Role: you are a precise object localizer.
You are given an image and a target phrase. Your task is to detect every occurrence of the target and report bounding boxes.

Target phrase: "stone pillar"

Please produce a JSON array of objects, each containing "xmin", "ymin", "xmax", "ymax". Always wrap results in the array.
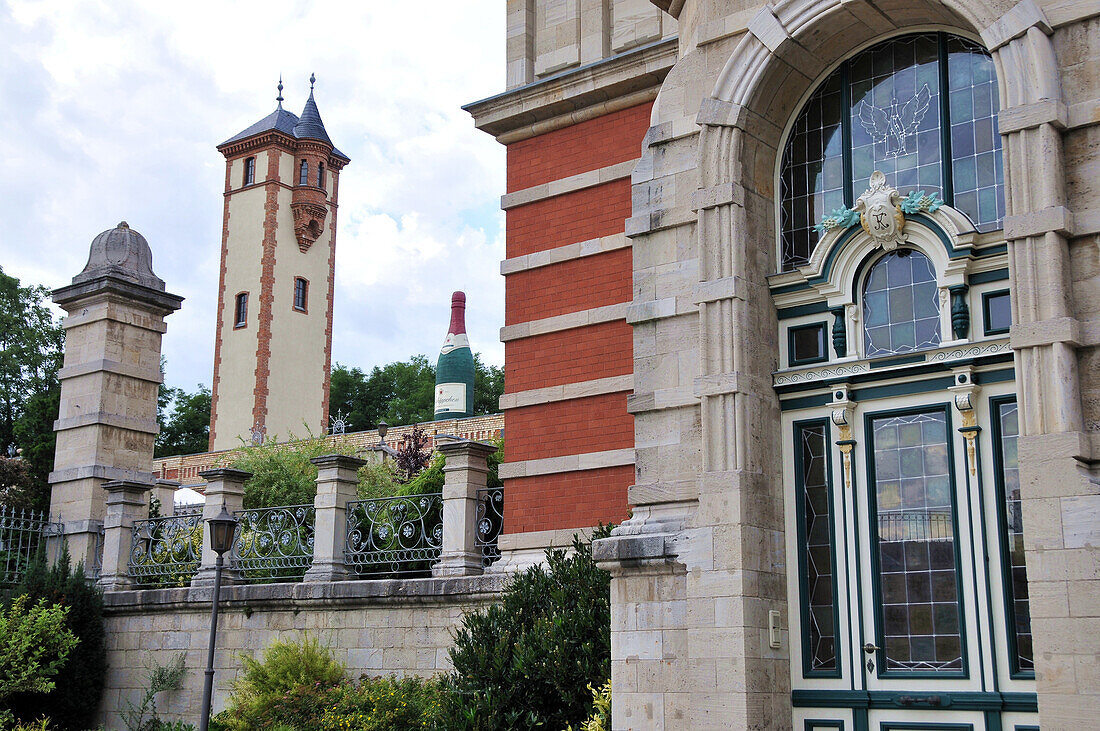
[
  {"xmin": 49, "ymin": 223, "xmax": 183, "ymax": 571},
  {"xmin": 190, "ymin": 468, "xmax": 249, "ymax": 587},
  {"xmin": 152, "ymin": 479, "xmax": 180, "ymax": 516},
  {"xmin": 433, "ymin": 439, "xmax": 498, "ymax": 577},
  {"xmin": 97, "ymin": 480, "xmax": 152, "ymax": 591},
  {"xmin": 303, "ymin": 454, "xmax": 366, "ymax": 582}
]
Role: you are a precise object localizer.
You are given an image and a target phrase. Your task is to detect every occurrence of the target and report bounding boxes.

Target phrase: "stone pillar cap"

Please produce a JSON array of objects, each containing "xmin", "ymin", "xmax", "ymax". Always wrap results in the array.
[
  {"xmin": 198, "ymin": 467, "xmax": 253, "ymax": 482},
  {"xmin": 74, "ymin": 222, "xmax": 165, "ymax": 291},
  {"xmin": 310, "ymin": 453, "xmax": 368, "ymax": 469}
]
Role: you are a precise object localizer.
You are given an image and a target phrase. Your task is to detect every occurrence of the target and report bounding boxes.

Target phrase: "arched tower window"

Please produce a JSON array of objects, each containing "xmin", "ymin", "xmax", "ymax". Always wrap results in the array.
[
  {"xmin": 862, "ymin": 248, "xmax": 941, "ymax": 357},
  {"xmin": 299, "ymin": 159, "xmax": 308, "ymax": 186},
  {"xmin": 317, "ymin": 162, "xmax": 325, "ymax": 189},
  {"xmin": 243, "ymin": 157, "xmax": 255, "ymax": 186},
  {"xmin": 779, "ymin": 33, "xmax": 1003, "ymax": 271}
]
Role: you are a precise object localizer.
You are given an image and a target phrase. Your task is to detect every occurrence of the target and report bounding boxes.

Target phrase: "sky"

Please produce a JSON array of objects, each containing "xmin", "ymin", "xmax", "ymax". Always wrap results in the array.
[{"xmin": 0, "ymin": 0, "xmax": 507, "ymax": 394}]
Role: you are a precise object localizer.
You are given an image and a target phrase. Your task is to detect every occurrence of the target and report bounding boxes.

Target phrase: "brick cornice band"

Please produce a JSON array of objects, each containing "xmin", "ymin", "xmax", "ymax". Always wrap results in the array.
[
  {"xmin": 499, "ymin": 302, "xmax": 629, "ymax": 341},
  {"xmin": 498, "ymin": 374, "xmax": 634, "ymax": 410},
  {"xmin": 501, "ymin": 233, "xmax": 629, "ymax": 275}
]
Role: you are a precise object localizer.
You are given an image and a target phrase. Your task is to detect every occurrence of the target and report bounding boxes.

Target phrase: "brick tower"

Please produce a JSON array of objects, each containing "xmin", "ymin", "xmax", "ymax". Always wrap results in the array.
[{"xmin": 209, "ymin": 76, "xmax": 349, "ymax": 451}]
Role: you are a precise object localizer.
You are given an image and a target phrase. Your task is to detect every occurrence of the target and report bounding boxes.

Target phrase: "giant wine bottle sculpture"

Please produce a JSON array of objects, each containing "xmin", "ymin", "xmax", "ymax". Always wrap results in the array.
[{"xmin": 434, "ymin": 291, "xmax": 475, "ymax": 420}]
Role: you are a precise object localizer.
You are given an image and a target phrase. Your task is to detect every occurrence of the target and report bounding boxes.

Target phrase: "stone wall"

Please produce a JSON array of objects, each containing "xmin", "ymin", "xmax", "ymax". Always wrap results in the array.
[{"xmin": 99, "ymin": 575, "xmax": 504, "ymax": 729}]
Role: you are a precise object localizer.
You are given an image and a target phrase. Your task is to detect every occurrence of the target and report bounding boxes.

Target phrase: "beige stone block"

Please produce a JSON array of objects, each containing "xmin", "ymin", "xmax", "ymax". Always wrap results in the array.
[{"xmin": 1068, "ymin": 579, "xmax": 1100, "ymax": 616}]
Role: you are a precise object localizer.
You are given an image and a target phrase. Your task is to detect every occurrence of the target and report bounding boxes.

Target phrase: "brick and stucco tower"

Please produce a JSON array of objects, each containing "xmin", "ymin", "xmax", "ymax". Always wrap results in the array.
[{"xmin": 209, "ymin": 77, "xmax": 349, "ymax": 451}]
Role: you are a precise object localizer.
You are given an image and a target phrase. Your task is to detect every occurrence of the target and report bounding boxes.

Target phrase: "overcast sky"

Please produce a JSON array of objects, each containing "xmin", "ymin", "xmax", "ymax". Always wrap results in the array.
[{"xmin": 0, "ymin": 1, "xmax": 506, "ymax": 394}]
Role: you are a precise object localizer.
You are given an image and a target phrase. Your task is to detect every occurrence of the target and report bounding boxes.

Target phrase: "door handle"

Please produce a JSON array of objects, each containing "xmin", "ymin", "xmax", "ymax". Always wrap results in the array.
[{"xmin": 862, "ymin": 643, "xmax": 880, "ymax": 654}]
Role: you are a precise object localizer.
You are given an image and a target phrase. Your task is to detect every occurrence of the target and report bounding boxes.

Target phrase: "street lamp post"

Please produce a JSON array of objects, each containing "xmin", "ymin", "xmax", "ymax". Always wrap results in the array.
[{"xmin": 198, "ymin": 506, "xmax": 237, "ymax": 731}]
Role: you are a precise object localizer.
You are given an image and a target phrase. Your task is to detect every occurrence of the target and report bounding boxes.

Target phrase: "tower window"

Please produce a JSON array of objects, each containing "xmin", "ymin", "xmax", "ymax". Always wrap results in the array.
[
  {"xmin": 243, "ymin": 157, "xmax": 255, "ymax": 186},
  {"xmin": 234, "ymin": 292, "xmax": 248, "ymax": 328},
  {"xmin": 299, "ymin": 159, "xmax": 308, "ymax": 186},
  {"xmin": 293, "ymin": 277, "xmax": 308, "ymax": 312},
  {"xmin": 317, "ymin": 162, "xmax": 325, "ymax": 189}
]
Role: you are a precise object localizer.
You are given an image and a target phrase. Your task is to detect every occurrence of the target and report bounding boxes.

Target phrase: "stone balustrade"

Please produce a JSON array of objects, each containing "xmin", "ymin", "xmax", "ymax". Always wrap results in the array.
[{"xmin": 103, "ymin": 440, "xmax": 501, "ymax": 590}]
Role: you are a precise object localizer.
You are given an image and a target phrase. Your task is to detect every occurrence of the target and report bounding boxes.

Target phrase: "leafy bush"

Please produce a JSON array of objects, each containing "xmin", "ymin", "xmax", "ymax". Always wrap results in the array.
[
  {"xmin": 0, "ymin": 595, "xmax": 78, "ymax": 727},
  {"xmin": 444, "ymin": 525, "xmax": 614, "ymax": 730},
  {"xmin": 7, "ymin": 548, "xmax": 106, "ymax": 731},
  {"xmin": 318, "ymin": 675, "xmax": 448, "ymax": 730},
  {"xmin": 231, "ymin": 432, "xmax": 358, "ymax": 508},
  {"xmin": 217, "ymin": 635, "xmax": 346, "ymax": 730},
  {"xmin": 568, "ymin": 680, "xmax": 611, "ymax": 731}
]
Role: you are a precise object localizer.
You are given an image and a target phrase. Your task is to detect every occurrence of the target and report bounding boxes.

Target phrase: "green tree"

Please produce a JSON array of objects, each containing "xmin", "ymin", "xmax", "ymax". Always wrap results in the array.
[
  {"xmin": 473, "ymin": 353, "xmax": 504, "ymax": 416},
  {"xmin": 0, "ymin": 267, "xmax": 63, "ymax": 512},
  {"xmin": 154, "ymin": 385, "xmax": 212, "ymax": 458},
  {"xmin": 329, "ymin": 354, "xmax": 504, "ymax": 433}
]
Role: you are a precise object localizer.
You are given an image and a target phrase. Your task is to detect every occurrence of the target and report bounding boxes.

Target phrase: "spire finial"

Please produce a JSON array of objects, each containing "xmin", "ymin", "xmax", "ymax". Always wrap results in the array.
[
  {"xmin": 276, "ymin": 74, "xmax": 284, "ymax": 109},
  {"xmin": 309, "ymin": 73, "xmax": 316, "ymax": 92}
]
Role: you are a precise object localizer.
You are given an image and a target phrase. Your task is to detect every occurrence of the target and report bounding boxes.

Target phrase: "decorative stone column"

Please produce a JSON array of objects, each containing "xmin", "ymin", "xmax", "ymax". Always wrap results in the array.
[
  {"xmin": 49, "ymin": 222, "xmax": 183, "ymax": 571},
  {"xmin": 96, "ymin": 480, "xmax": 153, "ymax": 591},
  {"xmin": 190, "ymin": 468, "xmax": 249, "ymax": 588},
  {"xmin": 433, "ymin": 439, "xmax": 498, "ymax": 577},
  {"xmin": 304, "ymin": 454, "xmax": 366, "ymax": 582}
]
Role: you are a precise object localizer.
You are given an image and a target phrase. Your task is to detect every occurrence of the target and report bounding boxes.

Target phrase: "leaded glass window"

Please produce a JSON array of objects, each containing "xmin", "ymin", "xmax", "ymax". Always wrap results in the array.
[
  {"xmin": 870, "ymin": 410, "xmax": 963, "ymax": 673},
  {"xmin": 780, "ymin": 33, "xmax": 1004, "ymax": 271},
  {"xmin": 994, "ymin": 399, "xmax": 1033, "ymax": 674},
  {"xmin": 795, "ymin": 422, "xmax": 838, "ymax": 674},
  {"xmin": 862, "ymin": 249, "xmax": 941, "ymax": 357}
]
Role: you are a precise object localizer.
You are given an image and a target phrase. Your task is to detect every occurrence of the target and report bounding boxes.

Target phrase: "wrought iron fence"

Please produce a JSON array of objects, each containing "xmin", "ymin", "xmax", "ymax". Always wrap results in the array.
[
  {"xmin": 129, "ymin": 513, "xmax": 202, "ymax": 587},
  {"xmin": 475, "ymin": 487, "xmax": 503, "ymax": 567},
  {"xmin": 345, "ymin": 493, "xmax": 442, "ymax": 577},
  {"xmin": 877, "ymin": 511, "xmax": 954, "ymax": 542},
  {"xmin": 0, "ymin": 506, "xmax": 60, "ymax": 586},
  {"xmin": 231, "ymin": 504, "xmax": 315, "ymax": 583}
]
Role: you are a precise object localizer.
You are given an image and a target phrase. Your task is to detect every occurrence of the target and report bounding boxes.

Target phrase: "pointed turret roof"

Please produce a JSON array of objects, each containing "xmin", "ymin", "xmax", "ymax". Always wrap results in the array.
[{"xmin": 219, "ymin": 76, "xmax": 348, "ymax": 162}]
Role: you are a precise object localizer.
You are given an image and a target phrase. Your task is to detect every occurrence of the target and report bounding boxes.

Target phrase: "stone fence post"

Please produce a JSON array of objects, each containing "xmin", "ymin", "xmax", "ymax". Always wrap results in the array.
[
  {"xmin": 97, "ymin": 480, "xmax": 153, "ymax": 591},
  {"xmin": 152, "ymin": 479, "xmax": 180, "ymax": 516},
  {"xmin": 304, "ymin": 454, "xmax": 366, "ymax": 582},
  {"xmin": 191, "ymin": 468, "xmax": 250, "ymax": 588},
  {"xmin": 433, "ymin": 440, "xmax": 498, "ymax": 577}
]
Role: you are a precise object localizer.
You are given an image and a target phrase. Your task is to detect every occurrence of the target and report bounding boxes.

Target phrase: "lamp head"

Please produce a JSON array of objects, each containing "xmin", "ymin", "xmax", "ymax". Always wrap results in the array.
[{"xmin": 207, "ymin": 505, "xmax": 238, "ymax": 556}]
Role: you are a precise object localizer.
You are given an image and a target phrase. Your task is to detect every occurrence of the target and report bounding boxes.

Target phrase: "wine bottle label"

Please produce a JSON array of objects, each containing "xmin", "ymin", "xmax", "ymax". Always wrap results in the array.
[
  {"xmin": 439, "ymin": 332, "xmax": 470, "ymax": 355},
  {"xmin": 434, "ymin": 382, "xmax": 468, "ymax": 413}
]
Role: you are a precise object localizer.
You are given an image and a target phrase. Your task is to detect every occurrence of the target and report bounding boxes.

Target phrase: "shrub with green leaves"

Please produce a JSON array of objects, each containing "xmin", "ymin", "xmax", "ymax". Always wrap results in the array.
[
  {"xmin": 0, "ymin": 595, "xmax": 78, "ymax": 717},
  {"xmin": 7, "ymin": 548, "xmax": 106, "ymax": 731},
  {"xmin": 217, "ymin": 634, "xmax": 346, "ymax": 731},
  {"xmin": 318, "ymin": 675, "xmax": 448, "ymax": 730},
  {"xmin": 444, "ymin": 525, "xmax": 613, "ymax": 730},
  {"xmin": 231, "ymin": 431, "xmax": 360, "ymax": 508}
]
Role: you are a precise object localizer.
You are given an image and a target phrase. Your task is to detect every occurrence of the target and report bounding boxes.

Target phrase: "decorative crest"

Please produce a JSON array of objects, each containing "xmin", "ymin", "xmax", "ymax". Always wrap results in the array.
[
  {"xmin": 276, "ymin": 75, "xmax": 284, "ymax": 109},
  {"xmin": 854, "ymin": 171, "xmax": 905, "ymax": 250},
  {"xmin": 250, "ymin": 423, "xmax": 266, "ymax": 446},
  {"xmin": 329, "ymin": 410, "xmax": 348, "ymax": 436},
  {"xmin": 309, "ymin": 73, "xmax": 316, "ymax": 91},
  {"xmin": 857, "ymin": 85, "xmax": 932, "ymax": 157}
]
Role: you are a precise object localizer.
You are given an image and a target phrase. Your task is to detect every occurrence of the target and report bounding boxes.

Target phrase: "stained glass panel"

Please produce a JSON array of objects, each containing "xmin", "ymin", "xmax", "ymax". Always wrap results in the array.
[
  {"xmin": 849, "ymin": 35, "xmax": 943, "ymax": 199},
  {"xmin": 863, "ymin": 249, "xmax": 941, "ymax": 357},
  {"xmin": 996, "ymin": 401, "xmax": 1033, "ymax": 673},
  {"xmin": 778, "ymin": 33, "xmax": 1006, "ymax": 271},
  {"xmin": 780, "ymin": 74, "xmax": 845, "ymax": 270},
  {"xmin": 871, "ymin": 411, "xmax": 963, "ymax": 673},
  {"xmin": 797, "ymin": 422, "xmax": 838, "ymax": 673},
  {"xmin": 948, "ymin": 37, "xmax": 1004, "ymax": 232}
]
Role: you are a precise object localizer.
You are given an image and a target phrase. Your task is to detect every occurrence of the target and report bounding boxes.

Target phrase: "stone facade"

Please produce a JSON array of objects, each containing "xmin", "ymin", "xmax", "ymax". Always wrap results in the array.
[
  {"xmin": 472, "ymin": 0, "xmax": 1100, "ymax": 728},
  {"xmin": 98, "ymin": 577, "xmax": 502, "ymax": 729}
]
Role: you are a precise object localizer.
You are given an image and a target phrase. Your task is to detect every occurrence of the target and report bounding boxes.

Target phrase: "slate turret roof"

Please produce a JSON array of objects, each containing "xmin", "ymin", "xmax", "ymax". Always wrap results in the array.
[{"xmin": 220, "ymin": 85, "xmax": 349, "ymax": 162}]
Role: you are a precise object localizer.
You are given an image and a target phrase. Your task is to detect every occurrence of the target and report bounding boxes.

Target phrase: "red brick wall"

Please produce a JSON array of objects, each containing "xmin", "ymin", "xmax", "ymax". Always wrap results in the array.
[
  {"xmin": 505, "ymin": 248, "xmax": 632, "ymax": 326},
  {"xmin": 506, "ymin": 180, "xmax": 631, "ymax": 259},
  {"xmin": 505, "ymin": 320, "xmax": 633, "ymax": 393},
  {"xmin": 504, "ymin": 466, "xmax": 634, "ymax": 533},
  {"xmin": 506, "ymin": 393, "xmax": 633, "ymax": 462},
  {"xmin": 507, "ymin": 103, "xmax": 652, "ymax": 192},
  {"xmin": 502, "ymin": 102, "xmax": 652, "ymax": 538}
]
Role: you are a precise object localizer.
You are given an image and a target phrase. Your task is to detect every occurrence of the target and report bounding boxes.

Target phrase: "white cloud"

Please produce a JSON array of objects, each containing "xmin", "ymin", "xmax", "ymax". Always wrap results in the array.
[{"xmin": 0, "ymin": 0, "xmax": 506, "ymax": 392}]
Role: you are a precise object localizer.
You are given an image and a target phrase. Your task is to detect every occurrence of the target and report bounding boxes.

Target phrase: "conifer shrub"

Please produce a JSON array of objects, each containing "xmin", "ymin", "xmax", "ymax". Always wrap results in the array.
[
  {"xmin": 443, "ymin": 525, "xmax": 614, "ymax": 730},
  {"xmin": 7, "ymin": 547, "xmax": 106, "ymax": 731}
]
